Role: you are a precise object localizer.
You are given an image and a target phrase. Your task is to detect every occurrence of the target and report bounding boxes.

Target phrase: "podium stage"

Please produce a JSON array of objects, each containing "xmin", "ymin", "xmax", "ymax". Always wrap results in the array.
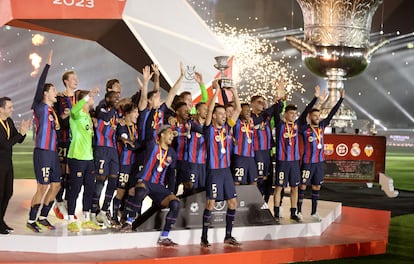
[{"xmin": 0, "ymin": 180, "xmax": 390, "ymax": 263}]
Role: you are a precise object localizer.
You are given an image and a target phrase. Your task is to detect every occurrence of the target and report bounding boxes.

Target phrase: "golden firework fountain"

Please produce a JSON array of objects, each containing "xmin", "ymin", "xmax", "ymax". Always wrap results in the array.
[{"xmin": 286, "ymin": 0, "xmax": 387, "ymax": 128}]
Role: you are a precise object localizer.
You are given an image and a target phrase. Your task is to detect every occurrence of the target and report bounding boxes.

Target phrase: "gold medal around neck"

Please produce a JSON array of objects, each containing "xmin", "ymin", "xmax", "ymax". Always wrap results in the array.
[
  {"xmin": 215, "ymin": 135, "xmax": 221, "ymax": 142},
  {"xmin": 221, "ymin": 148, "xmax": 226, "ymax": 154},
  {"xmin": 247, "ymin": 139, "xmax": 252, "ymax": 144},
  {"xmin": 157, "ymin": 166, "xmax": 163, "ymax": 172}
]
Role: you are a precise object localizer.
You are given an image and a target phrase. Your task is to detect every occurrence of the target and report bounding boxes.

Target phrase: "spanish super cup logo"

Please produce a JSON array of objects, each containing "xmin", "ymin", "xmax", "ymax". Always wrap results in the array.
[{"xmin": 336, "ymin": 143, "xmax": 348, "ymax": 157}]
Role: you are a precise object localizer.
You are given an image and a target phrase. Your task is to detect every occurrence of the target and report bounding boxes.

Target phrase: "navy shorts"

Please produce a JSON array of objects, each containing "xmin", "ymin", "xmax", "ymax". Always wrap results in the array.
[
  {"xmin": 118, "ymin": 164, "xmax": 132, "ymax": 189},
  {"xmin": 141, "ymin": 180, "xmax": 173, "ymax": 206},
  {"xmin": 254, "ymin": 149, "xmax": 271, "ymax": 178},
  {"xmin": 206, "ymin": 168, "xmax": 237, "ymax": 201},
  {"xmin": 231, "ymin": 155, "xmax": 258, "ymax": 184},
  {"xmin": 57, "ymin": 142, "xmax": 70, "ymax": 164},
  {"xmin": 176, "ymin": 160, "xmax": 190, "ymax": 184},
  {"xmin": 33, "ymin": 148, "xmax": 62, "ymax": 184},
  {"xmin": 275, "ymin": 160, "xmax": 301, "ymax": 187},
  {"xmin": 94, "ymin": 146, "xmax": 119, "ymax": 176},
  {"xmin": 188, "ymin": 162, "xmax": 206, "ymax": 189},
  {"xmin": 300, "ymin": 162, "xmax": 325, "ymax": 186}
]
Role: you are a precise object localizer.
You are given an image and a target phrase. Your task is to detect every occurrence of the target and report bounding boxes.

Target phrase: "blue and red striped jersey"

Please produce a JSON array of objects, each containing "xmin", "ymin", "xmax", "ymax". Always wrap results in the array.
[
  {"xmin": 171, "ymin": 121, "xmax": 189, "ymax": 161},
  {"xmin": 204, "ymin": 123, "xmax": 233, "ymax": 169},
  {"xmin": 31, "ymin": 63, "xmax": 58, "ymax": 151},
  {"xmin": 117, "ymin": 123, "xmax": 139, "ymax": 165},
  {"xmin": 233, "ymin": 119, "xmax": 255, "ymax": 157},
  {"xmin": 54, "ymin": 95, "xmax": 75, "ymax": 144},
  {"xmin": 274, "ymin": 97, "xmax": 317, "ymax": 161},
  {"xmin": 252, "ymin": 104, "xmax": 277, "ymax": 151},
  {"xmin": 33, "ymin": 104, "xmax": 59, "ymax": 151},
  {"xmin": 138, "ymin": 141, "xmax": 176, "ymax": 186},
  {"xmin": 94, "ymin": 101, "xmax": 118, "ymax": 148},
  {"xmin": 275, "ymin": 121, "xmax": 300, "ymax": 161},
  {"xmin": 139, "ymin": 103, "xmax": 173, "ymax": 143},
  {"xmin": 300, "ymin": 97, "xmax": 343, "ymax": 164},
  {"xmin": 187, "ymin": 119, "xmax": 206, "ymax": 164}
]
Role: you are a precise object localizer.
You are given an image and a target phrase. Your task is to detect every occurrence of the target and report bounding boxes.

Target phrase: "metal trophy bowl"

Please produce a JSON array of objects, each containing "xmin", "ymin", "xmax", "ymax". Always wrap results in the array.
[
  {"xmin": 286, "ymin": 0, "xmax": 387, "ymax": 128},
  {"xmin": 214, "ymin": 56, "xmax": 233, "ymax": 89}
]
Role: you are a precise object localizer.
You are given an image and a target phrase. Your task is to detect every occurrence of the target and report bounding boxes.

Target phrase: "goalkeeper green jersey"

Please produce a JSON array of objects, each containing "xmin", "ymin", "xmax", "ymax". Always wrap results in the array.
[{"xmin": 68, "ymin": 98, "xmax": 94, "ymax": 160}]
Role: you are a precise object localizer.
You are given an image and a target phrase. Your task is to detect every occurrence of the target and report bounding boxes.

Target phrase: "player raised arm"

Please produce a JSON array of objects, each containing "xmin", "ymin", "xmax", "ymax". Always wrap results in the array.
[
  {"xmin": 151, "ymin": 64, "xmax": 160, "ymax": 92},
  {"xmin": 298, "ymin": 85, "xmax": 320, "ymax": 124},
  {"xmin": 138, "ymin": 65, "xmax": 153, "ymax": 111},
  {"xmin": 165, "ymin": 62, "xmax": 185, "ymax": 109},
  {"xmin": 228, "ymin": 85, "xmax": 241, "ymax": 124},
  {"xmin": 205, "ymin": 79, "xmax": 220, "ymax": 127},
  {"xmin": 32, "ymin": 50, "xmax": 53, "ymax": 109},
  {"xmin": 194, "ymin": 72, "xmax": 209, "ymax": 103}
]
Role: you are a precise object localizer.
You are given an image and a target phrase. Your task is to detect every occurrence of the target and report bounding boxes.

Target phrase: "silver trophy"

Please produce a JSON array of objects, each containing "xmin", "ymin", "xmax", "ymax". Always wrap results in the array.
[
  {"xmin": 286, "ymin": 0, "xmax": 387, "ymax": 128},
  {"xmin": 214, "ymin": 56, "xmax": 233, "ymax": 89}
]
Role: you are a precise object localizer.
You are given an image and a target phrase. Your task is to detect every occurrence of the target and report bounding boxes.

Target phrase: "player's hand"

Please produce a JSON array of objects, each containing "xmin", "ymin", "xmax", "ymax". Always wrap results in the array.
[{"xmin": 194, "ymin": 72, "xmax": 203, "ymax": 85}]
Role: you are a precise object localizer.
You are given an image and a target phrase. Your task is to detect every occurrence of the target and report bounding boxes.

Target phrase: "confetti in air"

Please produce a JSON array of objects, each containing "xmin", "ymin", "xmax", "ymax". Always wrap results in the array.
[
  {"xmin": 212, "ymin": 23, "xmax": 304, "ymax": 102},
  {"xmin": 29, "ymin": 52, "xmax": 42, "ymax": 77},
  {"xmin": 31, "ymin": 34, "xmax": 45, "ymax": 46}
]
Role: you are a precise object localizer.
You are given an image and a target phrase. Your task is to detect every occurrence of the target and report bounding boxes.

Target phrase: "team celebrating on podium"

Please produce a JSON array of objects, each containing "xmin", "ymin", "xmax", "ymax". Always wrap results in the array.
[{"xmin": 1, "ymin": 50, "xmax": 345, "ymax": 246}]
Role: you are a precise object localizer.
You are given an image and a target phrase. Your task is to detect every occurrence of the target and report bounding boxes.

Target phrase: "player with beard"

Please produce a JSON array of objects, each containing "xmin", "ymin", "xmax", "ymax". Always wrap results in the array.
[
  {"xmin": 200, "ymin": 81, "xmax": 241, "ymax": 248},
  {"xmin": 121, "ymin": 125, "xmax": 179, "ymax": 247},
  {"xmin": 297, "ymin": 89, "xmax": 344, "ymax": 221}
]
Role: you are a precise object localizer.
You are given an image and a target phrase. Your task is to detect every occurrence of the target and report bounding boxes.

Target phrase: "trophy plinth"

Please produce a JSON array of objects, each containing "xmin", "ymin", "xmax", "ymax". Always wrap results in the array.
[{"xmin": 214, "ymin": 56, "xmax": 233, "ymax": 89}]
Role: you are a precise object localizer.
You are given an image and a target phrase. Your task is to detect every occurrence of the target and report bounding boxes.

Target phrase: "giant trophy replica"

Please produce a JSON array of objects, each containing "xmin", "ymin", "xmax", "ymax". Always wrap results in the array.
[{"xmin": 286, "ymin": 0, "xmax": 387, "ymax": 128}]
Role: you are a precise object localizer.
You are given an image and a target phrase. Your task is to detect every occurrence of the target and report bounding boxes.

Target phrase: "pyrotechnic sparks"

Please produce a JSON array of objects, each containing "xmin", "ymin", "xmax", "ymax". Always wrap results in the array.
[
  {"xmin": 32, "ymin": 34, "xmax": 45, "ymax": 46},
  {"xmin": 213, "ymin": 23, "xmax": 304, "ymax": 102},
  {"xmin": 29, "ymin": 52, "xmax": 42, "ymax": 77}
]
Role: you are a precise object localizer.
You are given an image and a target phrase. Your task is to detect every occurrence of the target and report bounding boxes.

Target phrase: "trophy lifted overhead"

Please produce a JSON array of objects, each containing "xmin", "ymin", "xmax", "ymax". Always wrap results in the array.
[
  {"xmin": 286, "ymin": 0, "xmax": 387, "ymax": 128},
  {"xmin": 214, "ymin": 56, "xmax": 234, "ymax": 89}
]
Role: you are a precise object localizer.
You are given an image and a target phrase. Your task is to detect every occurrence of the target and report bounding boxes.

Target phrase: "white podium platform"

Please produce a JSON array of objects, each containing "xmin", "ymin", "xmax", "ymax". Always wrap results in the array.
[{"xmin": 0, "ymin": 180, "xmax": 341, "ymax": 253}]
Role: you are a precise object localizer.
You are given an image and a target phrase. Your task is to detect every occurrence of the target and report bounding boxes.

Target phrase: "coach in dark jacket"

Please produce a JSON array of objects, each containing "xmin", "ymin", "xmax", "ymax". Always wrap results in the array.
[{"xmin": 0, "ymin": 97, "xmax": 30, "ymax": 234}]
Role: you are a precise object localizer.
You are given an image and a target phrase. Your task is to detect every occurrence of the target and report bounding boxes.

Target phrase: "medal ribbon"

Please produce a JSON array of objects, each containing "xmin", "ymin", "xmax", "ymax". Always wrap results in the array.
[
  {"xmin": 243, "ymin": 121, "xmax": 251, "ymax": 143},
  {"xmin": 285, "ymin": 122, "xmax": 295, "ymax": 145},
  {"xmin": 50, "ymin": 107, "xmax": 60, "ymax": 130},
  {"xmin": 310, "ymin": 125, "xmax": 321, "ymax": 146},
  {"xmin": 127, "ymin": 123, "xmax": 136, "ymax": 141},
  {"xmin": 0, "ymin": 119, "xmax": 10, "ymax": 140},
  {"xmin": 153, "ymin": 109, "xmax": 160, "ymax": 130},
  {"xmin": 158, "ymin": 145, "xmax": 168, "ymax": 170},
  {"xmin": 218, "ymin": 127, "xmax": 226, "ymax": 151}
]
